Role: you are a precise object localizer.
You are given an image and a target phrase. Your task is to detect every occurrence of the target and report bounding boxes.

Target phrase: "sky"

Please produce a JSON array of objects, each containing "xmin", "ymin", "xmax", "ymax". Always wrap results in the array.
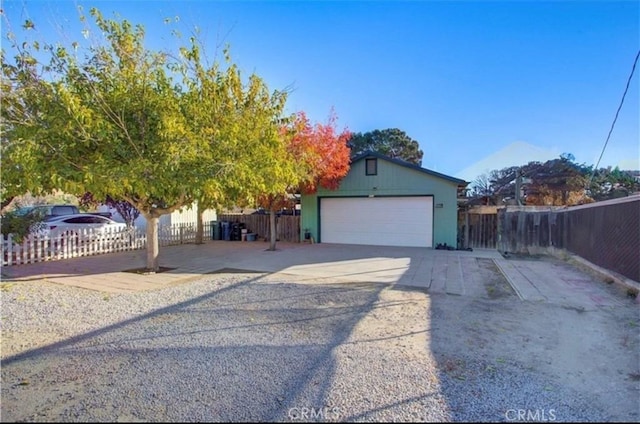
[{"xmin": 2, "ymin": 0, "xmax": 639, "ymax": 182}]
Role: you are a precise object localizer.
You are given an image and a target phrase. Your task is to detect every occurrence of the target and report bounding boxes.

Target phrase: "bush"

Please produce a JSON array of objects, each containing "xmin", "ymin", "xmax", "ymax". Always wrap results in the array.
[{"xmin": 1, "ymin": 209, "xmax": 45, "ymax": 243}]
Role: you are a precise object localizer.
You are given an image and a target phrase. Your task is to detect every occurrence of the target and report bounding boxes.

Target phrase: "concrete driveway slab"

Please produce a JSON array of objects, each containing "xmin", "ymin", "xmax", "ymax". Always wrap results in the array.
[
  {"xmin": 495, "ymin": 256, "xmax": 631, "ymax": 310},
  {"xmin": 1, "ymin": 240, "xmax": 633, "ymax": 311}
]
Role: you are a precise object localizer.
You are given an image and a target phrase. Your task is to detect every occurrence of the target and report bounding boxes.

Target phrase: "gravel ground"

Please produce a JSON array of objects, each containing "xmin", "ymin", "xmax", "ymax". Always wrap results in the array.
[{"xmin": 1, "ymin": 271, "xmax": 638, "ymax": 422}]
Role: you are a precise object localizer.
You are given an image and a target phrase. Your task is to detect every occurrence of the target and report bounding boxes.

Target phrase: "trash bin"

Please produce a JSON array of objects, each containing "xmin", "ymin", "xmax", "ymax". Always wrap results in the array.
[
  {"xmin": 210, "ymin": 221, "xmax": 219, "ymax": 240},
  {"xmin": 230, "ymin": 222, "xmax": 246, "ymax": 241},
  {"xmin": 222, "ymin": 221, "xmax": 231, "ymax": 241}
]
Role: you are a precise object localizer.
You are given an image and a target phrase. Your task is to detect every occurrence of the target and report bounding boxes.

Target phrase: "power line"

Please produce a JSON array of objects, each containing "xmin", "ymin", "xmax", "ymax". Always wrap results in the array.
[{"xmin": 588, "ymin": 49, "xmax": 640, "ymax": 190}]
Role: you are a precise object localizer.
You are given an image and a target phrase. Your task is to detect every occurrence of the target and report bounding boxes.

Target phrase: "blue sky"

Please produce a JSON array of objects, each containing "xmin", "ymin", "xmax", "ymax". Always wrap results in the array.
[{"xmin": 2, "ymin": 0, "xmax": 639, "ymax": 181}]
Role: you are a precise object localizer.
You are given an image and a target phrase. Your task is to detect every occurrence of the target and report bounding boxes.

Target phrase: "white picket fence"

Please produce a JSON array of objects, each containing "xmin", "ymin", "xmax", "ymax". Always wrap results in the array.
[{"xmin": 2, "ymin": 222, "xmax": 213, "ymax": 266}]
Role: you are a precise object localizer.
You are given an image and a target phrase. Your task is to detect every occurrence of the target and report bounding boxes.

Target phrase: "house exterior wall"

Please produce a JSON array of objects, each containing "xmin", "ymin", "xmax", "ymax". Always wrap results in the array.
[{"xmin": 301, "ymin": 158, "xmax": 460, "ymax": 247}]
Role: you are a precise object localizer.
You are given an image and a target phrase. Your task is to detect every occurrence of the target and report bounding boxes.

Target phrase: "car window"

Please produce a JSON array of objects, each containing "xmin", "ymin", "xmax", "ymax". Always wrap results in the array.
[
  {"xmin": 51, "ymin": 206, "xmax": 77, "ymax": 215},
  {"xmin": 85, "ymin": 216, "xmax": 108, "ymax": 224},
  {"xmin": 63, "ymin": 217, "xmax": 89, "ymax": 224},
  {"xmin": 14, "ymin": 207, "xmax": 34, "ymax": 216},
  {"xmin": 62, "ymin": 216, "xmax": 110, "ymax": 224}
]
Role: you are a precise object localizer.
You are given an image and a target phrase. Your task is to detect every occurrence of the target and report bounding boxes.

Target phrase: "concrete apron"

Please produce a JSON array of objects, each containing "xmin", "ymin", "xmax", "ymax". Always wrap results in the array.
[
  {"xmin": 206, "ymin": 243, "xmax": 505, "ymax": 297},
  {"xmin": 1, "ymin": 242, "xmax": 501, "ymax": 295},
  {"xmin": 2, "ymin": 241, "xmax": 633, "ymax": 310}
]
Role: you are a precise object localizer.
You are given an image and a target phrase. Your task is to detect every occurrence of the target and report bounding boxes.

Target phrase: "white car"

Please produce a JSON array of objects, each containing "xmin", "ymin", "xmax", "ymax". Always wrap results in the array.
[{"xmin": 38, "ymin": 214, "xmax": 127, "ymax": 238}]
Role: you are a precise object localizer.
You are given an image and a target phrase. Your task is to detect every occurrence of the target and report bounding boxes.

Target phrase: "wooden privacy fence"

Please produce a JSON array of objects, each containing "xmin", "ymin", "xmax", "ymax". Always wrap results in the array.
[
  {"xmin": 497, "ymin": 196, "xmax": 640, "ymax": 282},
  {"xmin": 459, "ymin": 206, "xmax": 498, "ymax": 249},
  {"xmin": 468, "ymin": 213, "xmax": 498, "ymax": 249},
  {"xmin": 2, "ymin": 222, "xmax": 214, "ymax": 266},
  {"xmin": 217, "ymin": 214, "xmax": 300, "ymax": 243}
]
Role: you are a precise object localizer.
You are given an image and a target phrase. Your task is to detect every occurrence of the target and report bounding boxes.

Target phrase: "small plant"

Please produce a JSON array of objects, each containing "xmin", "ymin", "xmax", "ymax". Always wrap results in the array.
[
  {"xmin": 1, "ymin": 206, "xmax": 45, "ymax": 243},
  {"xmin": 0, "ymin": 282, "xmax": 15, "ymax": 292}
]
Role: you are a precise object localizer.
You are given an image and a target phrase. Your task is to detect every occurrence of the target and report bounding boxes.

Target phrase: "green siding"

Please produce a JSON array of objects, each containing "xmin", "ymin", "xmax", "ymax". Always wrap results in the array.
[{"xmin": 301, "ymin": 157, "xmax": 461, "ymax": 247}]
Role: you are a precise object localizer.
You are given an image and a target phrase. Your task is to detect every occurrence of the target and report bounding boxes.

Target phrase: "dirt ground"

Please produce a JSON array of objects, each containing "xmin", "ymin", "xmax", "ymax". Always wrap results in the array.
[{"xmin": 420, "ymin": 257, "xmax": 640, "ymax": 421}]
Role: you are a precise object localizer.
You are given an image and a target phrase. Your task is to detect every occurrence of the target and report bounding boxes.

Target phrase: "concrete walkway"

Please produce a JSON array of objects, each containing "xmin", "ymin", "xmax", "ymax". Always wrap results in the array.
[
  {"xmin": 0, "ymin": 241, "xmax": 497, "ymax": 293},
  {"xmin": 1, "ymin": 241, "xmax": 634, "ymax": 309}
]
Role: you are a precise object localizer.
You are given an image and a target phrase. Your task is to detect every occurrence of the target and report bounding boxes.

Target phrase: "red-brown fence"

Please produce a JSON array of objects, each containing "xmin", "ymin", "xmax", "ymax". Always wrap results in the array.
[{"xmin": 216, "ymin": 214, "xmax": 300, "ymax": 243}]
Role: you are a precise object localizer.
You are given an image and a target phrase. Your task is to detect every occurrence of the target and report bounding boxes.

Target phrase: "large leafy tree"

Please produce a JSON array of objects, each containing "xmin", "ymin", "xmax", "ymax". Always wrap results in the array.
[
  {"xmin": 1, "ymin": 7, "xmax": 287, "ymax": 271},
  {"xmin": 523, "ymin": 155, "xmax": 589, "ymax": 205},
  {"xmin": 257, "ymin": 111, "xmax": 351, "ymax": 251},
  {"xmin": 469, "ymin": 154, "xmax": 638, "ymax": 206},
  {"xmin": 347, "ymin": 128, "xmax": 423, "ymax": 165},
  {"xmin": 0, "ymin": 48, "xmax": 58, "ymax": 212},
  {"xmin": 182, "ymin": 52, "xmax": 289, "ymax": 244},
  {"xmin": 471, "ymin": 154, "xmax": 592, "ymax": 206}
]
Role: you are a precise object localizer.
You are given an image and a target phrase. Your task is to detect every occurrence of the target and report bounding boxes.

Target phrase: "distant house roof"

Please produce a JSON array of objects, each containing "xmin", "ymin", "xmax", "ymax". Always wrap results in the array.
[{"xmin": 352, "ymin": 151, "xmax": 468, "ymax": 186}]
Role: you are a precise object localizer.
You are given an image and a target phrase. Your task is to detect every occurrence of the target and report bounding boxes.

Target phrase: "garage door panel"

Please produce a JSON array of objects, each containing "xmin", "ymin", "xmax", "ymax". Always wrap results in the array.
[{"xmin": 320, "ymin": 197, "xmax": 433, "ymax": 247}]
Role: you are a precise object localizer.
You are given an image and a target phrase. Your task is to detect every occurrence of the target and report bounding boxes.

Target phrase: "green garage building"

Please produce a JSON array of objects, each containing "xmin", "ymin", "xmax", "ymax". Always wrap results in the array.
[{"xmin": 300, "ymin": 151, "xmax": 467, "ymax": 248}]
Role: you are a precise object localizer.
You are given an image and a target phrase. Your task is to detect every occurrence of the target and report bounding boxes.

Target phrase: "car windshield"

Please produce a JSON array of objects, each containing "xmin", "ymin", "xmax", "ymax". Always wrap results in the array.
[{"xmin": 13, "ymin": 207, "xmax": 35, "ymax": 216}]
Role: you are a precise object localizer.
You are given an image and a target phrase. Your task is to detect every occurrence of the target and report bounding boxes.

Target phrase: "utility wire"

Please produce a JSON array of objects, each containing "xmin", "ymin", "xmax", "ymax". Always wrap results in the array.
[{"xmin": 587, "ymin": 49, "xmax": 640, "ymax": 190}]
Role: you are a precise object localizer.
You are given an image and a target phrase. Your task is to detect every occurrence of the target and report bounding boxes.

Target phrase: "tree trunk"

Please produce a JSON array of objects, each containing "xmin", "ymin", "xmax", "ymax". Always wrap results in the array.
[
  {"xmin": 268, "ymin": 209, "xmax": 277, "ymax": 251},
  {"xmin": 145, "ymin": 215, "xmax": 160, "ymax": 272},
  {"xmin": 1, "ymin": 195, "xmax": 15, "ymax": 213},
  {"xmin": 195, "ymin": 201, "xmax": 204, "ymax": 245}
]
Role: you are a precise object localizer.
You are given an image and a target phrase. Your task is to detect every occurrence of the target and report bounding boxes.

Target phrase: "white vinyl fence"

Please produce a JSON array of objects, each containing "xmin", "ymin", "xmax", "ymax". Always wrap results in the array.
[{"xmin": 2, "ymin": 222, "xmax": 213, "ymax": 266}]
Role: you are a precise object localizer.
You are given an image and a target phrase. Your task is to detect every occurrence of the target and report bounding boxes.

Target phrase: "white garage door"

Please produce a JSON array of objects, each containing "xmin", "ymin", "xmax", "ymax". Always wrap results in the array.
[{"xmin": 320, "ymin": 197, "xmax": 433, "ymax": 247}]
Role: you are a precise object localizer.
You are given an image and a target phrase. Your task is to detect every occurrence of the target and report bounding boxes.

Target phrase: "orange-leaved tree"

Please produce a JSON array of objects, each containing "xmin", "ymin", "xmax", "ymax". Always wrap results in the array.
[{"xmin": 258, "ymin": 110, "xmax": 351, "ymax": 251}]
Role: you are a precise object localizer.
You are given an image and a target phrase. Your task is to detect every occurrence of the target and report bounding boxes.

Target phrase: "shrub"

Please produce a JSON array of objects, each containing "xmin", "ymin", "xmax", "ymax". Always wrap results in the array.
[{"xmin": 0, "ymin": 208, "xmax": 45, "ymax": 243}]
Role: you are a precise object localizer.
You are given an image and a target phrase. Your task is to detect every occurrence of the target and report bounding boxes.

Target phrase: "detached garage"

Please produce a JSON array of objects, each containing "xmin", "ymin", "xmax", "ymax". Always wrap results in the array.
[{"xmin": 301, "ymin": 152, "xmax": 467, "ymax": 248}]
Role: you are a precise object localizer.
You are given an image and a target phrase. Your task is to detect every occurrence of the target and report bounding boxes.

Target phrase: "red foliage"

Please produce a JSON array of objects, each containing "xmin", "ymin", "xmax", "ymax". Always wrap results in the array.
[
  {"xmin": 287, "ymin": 110, "xmax": 351, "ymax": 194},
  {"xmin": 256, "ymin": 110, "xmax": 351, "ymax": 213}
]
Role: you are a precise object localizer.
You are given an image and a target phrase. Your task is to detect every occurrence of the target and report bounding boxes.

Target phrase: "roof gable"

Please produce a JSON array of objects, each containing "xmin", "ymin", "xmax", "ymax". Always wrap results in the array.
[{"xmin": 351, "ymin": 151, "xmax": 468, "ymax": 185}]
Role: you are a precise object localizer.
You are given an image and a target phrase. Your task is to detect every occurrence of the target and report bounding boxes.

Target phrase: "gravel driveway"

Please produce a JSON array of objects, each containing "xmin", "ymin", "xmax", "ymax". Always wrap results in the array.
[{"xmin": 1, "ymin": 265, "xmax": 639, "ymax": 422}]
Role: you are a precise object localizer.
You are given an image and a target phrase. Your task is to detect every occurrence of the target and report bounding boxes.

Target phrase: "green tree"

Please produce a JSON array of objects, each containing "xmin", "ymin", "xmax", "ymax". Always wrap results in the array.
[
  {"xmin": 181, "ymin": 52, "xmax": 289, "ymax": 244},
  {"xmin": 347, "ymin": 128, "xmax": 423, "ymax": 165},
  {"xmin": 1, "ymin": 8, "xmax": 286, "ymax": 271},
  {"xmin": 0, "ymin": 48, "xmax": 58, "ymax": 212},
  {"xmin": 0, "ymin": 206, "xmax": 45, "ymax": 243},
  {"xmin": 587, "ymin": 166, "xmax": 639, "ymax": 201}
]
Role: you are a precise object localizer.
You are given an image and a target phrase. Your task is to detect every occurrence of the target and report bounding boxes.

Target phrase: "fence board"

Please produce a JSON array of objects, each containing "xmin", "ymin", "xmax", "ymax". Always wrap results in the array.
[
  {"xmin": 497, "ymin": 197, "xmax": 640, "ymax": 282},
  {"xmin": 217, "ymin": 214, "xmax": 300, "ymax": 243},
  {"xmin": 459, "ymin": 211, "xmax": 498, "ymax": 249}
]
